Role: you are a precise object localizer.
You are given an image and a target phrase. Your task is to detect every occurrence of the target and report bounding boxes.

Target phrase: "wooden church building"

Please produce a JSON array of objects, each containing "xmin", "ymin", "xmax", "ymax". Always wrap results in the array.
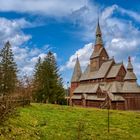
[{"xmin": 70, "ymin": 20, "xmax": 140, "ymax": 110}]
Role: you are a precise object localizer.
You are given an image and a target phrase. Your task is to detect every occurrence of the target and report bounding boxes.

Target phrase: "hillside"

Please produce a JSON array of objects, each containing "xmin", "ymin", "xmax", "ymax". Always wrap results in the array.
[{"xmin": 0, "ymin": 104, "xmax": 140, "ymax": 140}]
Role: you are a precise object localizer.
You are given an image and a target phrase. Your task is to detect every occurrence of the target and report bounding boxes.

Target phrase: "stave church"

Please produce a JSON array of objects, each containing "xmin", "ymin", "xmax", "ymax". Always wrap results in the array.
[{"xmin": 70, "ymin": 20, "xmax": 140, "ymax": 110}]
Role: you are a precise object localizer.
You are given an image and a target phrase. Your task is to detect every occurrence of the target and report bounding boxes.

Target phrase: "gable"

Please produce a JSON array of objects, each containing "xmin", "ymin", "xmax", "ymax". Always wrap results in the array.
[
  {"xmin": 117, "ymin": 65, "xmax": 126, "ymax": 78},
  {"xmin": 107, "ymin": 64, "xmax": 125, "ymax": 78},
  {"xmin": 99, "ymin": 48, "xmax": 109, "ymax": 60},
  {"xmin": 93, "ymin": 59, "xmax": 114, "ymax": 79}
]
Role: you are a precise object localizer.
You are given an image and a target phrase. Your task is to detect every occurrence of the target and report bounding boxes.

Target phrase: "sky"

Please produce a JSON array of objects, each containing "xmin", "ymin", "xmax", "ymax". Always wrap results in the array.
[{"xmin": 0, "ymin": 0, "xmax": 140, "ymax": 87}]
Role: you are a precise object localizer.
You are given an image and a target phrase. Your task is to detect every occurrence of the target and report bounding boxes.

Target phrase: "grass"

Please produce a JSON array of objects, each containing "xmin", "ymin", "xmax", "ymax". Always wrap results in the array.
[{"xmin": 0, "ymin": 103, "xmax": 140, "ymax": 140}]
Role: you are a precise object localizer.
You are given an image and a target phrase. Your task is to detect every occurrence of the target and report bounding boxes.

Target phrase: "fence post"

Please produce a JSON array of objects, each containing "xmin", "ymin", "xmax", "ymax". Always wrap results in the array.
[{"xmin": 107, "ymin": 94, "xmax": 110, "ymax": 133}]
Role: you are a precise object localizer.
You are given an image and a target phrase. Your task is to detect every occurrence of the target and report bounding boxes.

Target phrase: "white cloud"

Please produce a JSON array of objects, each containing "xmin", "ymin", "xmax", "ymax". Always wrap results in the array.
[
  {"xmin": 31, "ymin": 53, "xmax": 47, "ymax": 63},
  {"xmin": 14, "ymin": 45, "xmax": 52, "ymax": 77},
  {"xmin": 101, "ymin": 5, "xmax": 118, "ymax": 20},
  {"xmin": 106, "ymin": 37, "xmax": 140, "ymax": 60},
  {"xmin": 101, "ymin": 4, "xmax": 140, "ymax": 22},
  {"xmin": 60, "ymin": 43, "xmax": 93, "ymax": 71},
  {"xmin": 15, "ymin": 46, "xmax": 57, "ymax": 77},
  {"xmin": 117, "ymin": 7, "xmax": 140, "ymax": 22},
  {"xmin": 0, "ymin": 0, "xmax": 86, "ymax": 17},
  {"xmin": 0, "ymin": 17, "xmax": 32, "ymax": 47}
]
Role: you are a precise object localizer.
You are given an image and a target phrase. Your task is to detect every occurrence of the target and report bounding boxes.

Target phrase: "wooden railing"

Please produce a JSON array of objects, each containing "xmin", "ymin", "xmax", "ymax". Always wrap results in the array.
[{"xmin": 0, "ymin": 96, "xmax": 30, "ymax": 121}]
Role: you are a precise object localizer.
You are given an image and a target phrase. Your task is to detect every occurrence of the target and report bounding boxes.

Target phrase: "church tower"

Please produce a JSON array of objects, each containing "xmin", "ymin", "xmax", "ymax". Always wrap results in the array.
[
  {"xmin": 124, "ymin": 56, "xmax": 137, "ymax": 82},
  {"xmin": 90, "ymin": 19, "xmax": 109, "ymax": 72},
  {"xmin": 70, "ymin": 56, "xmax": 82, "ymax": 97}
]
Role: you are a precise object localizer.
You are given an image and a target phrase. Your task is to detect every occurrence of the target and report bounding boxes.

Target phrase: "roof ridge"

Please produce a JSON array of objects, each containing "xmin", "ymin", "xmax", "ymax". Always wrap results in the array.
[
  {"xmin": 113, "ymin": 63, "xmax": 123, "ymax": 66},
  {"xmin": 104, "ymin": 58, "xmax": 114, "ymax": 62},
  {"xmin": 108, "ymin": 57, "xmax": 115, "ymax": 61}
]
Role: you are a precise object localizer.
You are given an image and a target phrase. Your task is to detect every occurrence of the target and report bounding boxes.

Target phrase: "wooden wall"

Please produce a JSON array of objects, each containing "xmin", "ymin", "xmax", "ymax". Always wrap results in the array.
[
  {"xmin": 111, "ymin": 101, "xmax": 125, "ymax": 110},
  {"xmin": 70, "ymin": 82, "xmax": 79, "ymax": 97},
  {"xmin": 86, "ymin": 100, "xmax": 103, "ymax": 108},
  {"xmin": 72, "ymin": 99, "xmax": 82, "ymax": 106},
  {"xmin": 122, "ymin": 93, "xmax": 140, "ymax": 110}
]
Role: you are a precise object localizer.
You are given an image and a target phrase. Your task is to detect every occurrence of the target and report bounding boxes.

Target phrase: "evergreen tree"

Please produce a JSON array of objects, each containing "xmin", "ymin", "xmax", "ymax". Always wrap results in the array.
[
  {"xmin": 0, "ymin": 41, "xmax": 18, "ymax": 95},
  {"xmin": 0, "ymin": 61, "xmax": 3, "ymax": 95},
  {"xmin": 33, "ymin": 51, "xmax": 65, "ymax": 104},
  {"xmin": 33, "ymin": 57, "xmax": 44, "ymax": 102},
  {"xmin": 33, "ymin": 57, "xmax": 42, "ymax": 89}
]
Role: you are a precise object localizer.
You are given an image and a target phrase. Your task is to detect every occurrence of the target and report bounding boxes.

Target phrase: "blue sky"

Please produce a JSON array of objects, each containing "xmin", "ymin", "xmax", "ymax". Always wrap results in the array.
[{"xmin": 0, "ymin": 0, "xmax": 140, "ymax": 86}]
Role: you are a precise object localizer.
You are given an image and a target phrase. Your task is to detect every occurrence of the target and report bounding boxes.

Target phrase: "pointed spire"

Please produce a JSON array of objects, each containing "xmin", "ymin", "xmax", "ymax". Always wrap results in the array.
[
  {"xmin": 95, "ymin": 19, "xmax": 103, "ymax": 45},
  {"xmin": 71, "ymin": 56, "xmax": 82, "ymax": 82},
  {"xmin": 76, "ymin": 53, "xmax": 79, "ymax": 59},
  {"xmin": 5, "ymin": 41, "xmax": 11, "ymax": 47},
  {"xmin": 96, "ymin": 18, "xmax": 102, "ymax": 36},
  {"xmin": 127, "ymin": 56, "xmax": 133, "ymax": 71},
  {"xmin": 124, "ymin": 56, "xmax": 137, "ymax": 81}
]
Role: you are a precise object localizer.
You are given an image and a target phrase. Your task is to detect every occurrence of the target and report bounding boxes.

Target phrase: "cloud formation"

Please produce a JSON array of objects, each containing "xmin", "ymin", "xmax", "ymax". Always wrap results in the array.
[
  {"xmin": 13, "ymin": 45, "xmax": 51, "ymax": 77},
  {"xmin": 0, "ymin": 18, "xmax": 31, "ymax": 47},
  {"xmin": 0, "ymin": 0, "xmax": 86, "ymax": 17},
  {"xmin": 60, "ymin": 43, "xmax": 93, "ymax": 71}
]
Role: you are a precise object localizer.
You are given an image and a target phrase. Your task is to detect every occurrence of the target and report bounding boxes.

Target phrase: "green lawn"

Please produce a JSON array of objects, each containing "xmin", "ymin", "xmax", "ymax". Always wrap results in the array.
[{"xmin": 0, "ymin": 103, "xmax": 140, "ymax": 140}]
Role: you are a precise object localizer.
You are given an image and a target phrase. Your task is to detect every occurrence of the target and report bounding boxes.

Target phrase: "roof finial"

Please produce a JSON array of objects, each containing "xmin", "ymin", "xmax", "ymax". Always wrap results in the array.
[
  {"xmin": 95, "ymin": 17, "xmax": 103, "ymax": 45},
  {"xmin": 96, "ymin": 18, "xmax": 101, "ymax": 36},
  {"xmin": 127, "ymin": 56, "xmax": 133, "ymax": 71},
  {"xmin": 128, "ymin": 56, "xmax": 131, "ymax": 62},
  {"xmin": 76, "ymin": 53, "xmax": 79, "ymax": 59}
]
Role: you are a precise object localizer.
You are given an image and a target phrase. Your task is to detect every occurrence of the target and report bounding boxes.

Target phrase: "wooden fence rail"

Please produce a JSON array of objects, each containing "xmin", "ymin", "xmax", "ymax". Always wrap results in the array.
[{"xmin": 0, "ymin": 96, "xmax": 30, "ymax": 121}]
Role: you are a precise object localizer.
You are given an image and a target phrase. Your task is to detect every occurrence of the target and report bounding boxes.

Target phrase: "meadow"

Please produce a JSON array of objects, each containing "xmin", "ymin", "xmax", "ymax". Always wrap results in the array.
[{"xmin": 0, "ymin": 103, "xmax": 140, "ymax": 140}]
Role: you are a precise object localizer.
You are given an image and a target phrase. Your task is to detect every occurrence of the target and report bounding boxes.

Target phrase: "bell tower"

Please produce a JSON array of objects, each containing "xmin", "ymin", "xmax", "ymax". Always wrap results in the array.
[
  {"xmin": 90, "ymin": 19, "xmax": 109, "ymax": 72},
  {"xmin": 124, "ymin": 56, "xmax": 137, "ymax": 82}
]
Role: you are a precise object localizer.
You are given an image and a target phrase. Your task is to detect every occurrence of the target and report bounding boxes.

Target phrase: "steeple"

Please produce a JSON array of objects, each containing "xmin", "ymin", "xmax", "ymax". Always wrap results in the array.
[
  {"xmin": 124, "ymin": 56, "xmax": 137, "ymax": 81},
  {"xmin": 71, "ymin": 56, "xmax": 82, "ymax": 82},
  {"xmin": 95, "ymin": 19, "xmax": 103, "ymax": 45},
  {"xmin": 90, "ymin": 18, "xmax": 109, "ymax": 72},
  {"xmin": 127, "ymin": 56, "xmax": 133, "ymax": 71}
]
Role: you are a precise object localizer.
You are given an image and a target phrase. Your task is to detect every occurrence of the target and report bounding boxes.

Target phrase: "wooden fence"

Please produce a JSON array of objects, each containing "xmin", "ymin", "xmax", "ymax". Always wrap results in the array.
[{"xmin": 0, "ymin": 96, "xmax": 30, "ymax": 121}]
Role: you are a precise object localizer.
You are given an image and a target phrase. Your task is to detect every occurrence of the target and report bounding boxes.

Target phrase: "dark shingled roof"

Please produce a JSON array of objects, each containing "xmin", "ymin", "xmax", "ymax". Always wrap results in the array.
[{"xmin": 107, "ymin": 63, "xmax": 123, "ymax": 78}]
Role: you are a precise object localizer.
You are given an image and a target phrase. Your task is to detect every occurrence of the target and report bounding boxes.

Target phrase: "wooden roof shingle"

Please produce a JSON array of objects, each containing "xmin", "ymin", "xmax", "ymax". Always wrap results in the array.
[
  {"xmin": 122, "ymin": 81, "xmax": 140, "ymax": 93},
  {"xmin": 93, "ymin": 59, "xmax": 114, "ymax": 79},
  {"xmin": 73, "ymin": 83, "xmax": 99, "ymax": 93},
  {"xmin": 107, "ymin": 63, "xmax": 122, "ymax": 78}
]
